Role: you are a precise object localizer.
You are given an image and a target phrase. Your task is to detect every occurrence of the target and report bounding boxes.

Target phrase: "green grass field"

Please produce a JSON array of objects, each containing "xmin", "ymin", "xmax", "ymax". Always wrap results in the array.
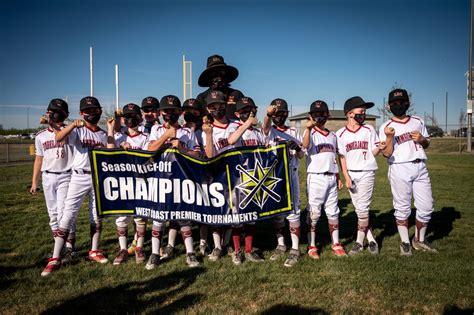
[{"xmin": 1, "ymin": 144, "xmax": 473, "ymax": 313}]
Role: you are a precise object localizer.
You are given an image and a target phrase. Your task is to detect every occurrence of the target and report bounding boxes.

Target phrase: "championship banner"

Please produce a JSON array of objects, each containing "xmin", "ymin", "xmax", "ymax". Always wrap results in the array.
[{"xmin": 91, "ymin": 143, "xmax": 293, "ymax": 225}]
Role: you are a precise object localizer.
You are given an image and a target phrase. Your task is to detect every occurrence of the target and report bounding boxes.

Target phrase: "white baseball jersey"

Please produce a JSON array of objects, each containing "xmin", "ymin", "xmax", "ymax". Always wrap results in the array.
[
  {"xmin": 114, "ymin": 131, "xmax": 149, "ymax": 150},
  {"xmin": 149, "ymin": 124, "xmax": 199, "ymax": 151},
  {"xmin": 228, "ymin": 122, "xmax": 265, "ymax": 148},
  {"xmin": 35, "ymin": 127, "xmax": 74, "ymax": 172},
  {"xmin": 68, "ymin": 126, "xmax": 107, "ymax": 171},
  {"xmin": 304, "ymin": 128, "xmax": 339, "ymax": 174},
  {"xmin": 379, "ymin": 116, "xmax": 429, "ymax": 164},
  {"xmin": 202, "ymin": 122, "xmax": 236, "ymax": 154},
  {"xmin": 265, "ymin": 125, "xmax": 302, "ymax": 170},
  {"xmin": 336, "ymin": 124, "xmax": 379, "ymax": 171}
]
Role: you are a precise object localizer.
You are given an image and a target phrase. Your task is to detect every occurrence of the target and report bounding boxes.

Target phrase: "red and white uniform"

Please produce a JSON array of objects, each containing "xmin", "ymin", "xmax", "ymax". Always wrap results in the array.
[
  {"xmin": 304, "ymin": 128, "xmax": 340, "ymax": 221},
  {"xmin": 228, "ymin": 122, "xmax": 265, "ymax": 147},
  {"xmin": 379, "ymin": 116, "xmax": 433, "ymax": 222},
  {"xmin": 149, "ymin": 124, "xmax": 199, "ymax": 152},
  {"xmin": 35, "ymin": 127, "xmax": 74, "ymax": 232},
  {"xmin": 266, "ymin": 125, "xmax": 302, "ymax": 222},
  {"xmin": 114, "ymin": 131, "xmax": 149, "ymax": 150},
  {"xmin": 202, "ymin": 122, "xmax": 236, "ymax": 155},
  {"xmin": 59, "ymin": 126, "xmax": 108, "ymax": 231},
  {"xmin": 337, "ymin": 124, "xmax": 379, "ymax": 217}
]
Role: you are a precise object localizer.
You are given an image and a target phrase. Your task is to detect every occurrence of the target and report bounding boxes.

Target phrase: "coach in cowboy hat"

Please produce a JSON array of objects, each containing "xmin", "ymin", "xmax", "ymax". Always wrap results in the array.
[{"xmin": 196, "ymin": 54, "xmax": 244, "ymax": 121}]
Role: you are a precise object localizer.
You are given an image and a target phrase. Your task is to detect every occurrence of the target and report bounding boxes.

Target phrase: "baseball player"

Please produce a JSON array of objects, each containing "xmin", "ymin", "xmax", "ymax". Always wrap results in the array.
[
  {"xmin": 302, "ymin": 100, "xmax": 346, "ymax": 259},
  {"xmin": 145, "ymin": 95, "xmax": 200, "ymax": 269},
  {"xmin": 379, "ymin": 88, "xmax": 437, "ymax": 256},
  {"xmin": 106, "ymin": 103, "xmax": 149, "ymax": 265},
  {"xmin": 36, "ymin": 99, "xmax": 76, "ymax": 276},
  {"xmin": 48, "ymin": 96, "xmax": 109, "ymax": 272},
  {"xmin": 337, "ymin": 96, "xmax": 383, "ymax": 255},
  {"xmin": 227, "ymin": 96, "xmax": 265, "ymax": 265},
  {"xmin": 201, "ymin": 91, "xmax": 237, "ymax": 262},
  {"xmin": 262, "ymin": 98, "xmax": 304, "ymax": 267}
]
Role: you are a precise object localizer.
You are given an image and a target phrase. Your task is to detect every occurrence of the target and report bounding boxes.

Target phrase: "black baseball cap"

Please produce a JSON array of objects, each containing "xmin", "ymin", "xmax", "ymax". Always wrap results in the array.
[
  {"xmin": 309, "ymin": 100, "xmax": 329, "ymax": 113},
  {"xmin": 122, "ymin": 103, "xmax": 141, "ymax": 116},
  {"xmin": 343, "ymin": 96, "xmax": 374, "ymax": 114},
  {"xmin": 141, "ymin": 96, "xmax": 159, "ymax": 110},
  {"xmin": 47, "ymin": 98, "xmax": 69, "ymax": 114},
  {"xmin": 183, "ymin": 98, "xmax": 203, "ymax": 111},
  {"xmin": 236, "ymin": 97, "xmax": 257, "ymax": 112},
  {"xmin": 80, "ymin": 96, "xmax": 101, "ymax": 111},
  {"xmin": 205, "ymin": 90, "xmax": 226, "ymax": 107},
  {"xmin": 270, "ymin": 98, "xmax": 289, "ymax": 113},
  {"xmin": 388, "ymin": 89, "xmax": 409, "ymax": 103},
  {"xmin": 159, "ymin": 95, "xmax": 181, "ymax": 110}
]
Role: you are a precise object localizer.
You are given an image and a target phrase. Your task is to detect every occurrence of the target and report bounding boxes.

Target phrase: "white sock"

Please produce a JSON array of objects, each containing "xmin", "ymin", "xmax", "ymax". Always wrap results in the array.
[
  {"xmin": 328, "ymin": 219, "xmax": 339, "ymax": 245},
  {"xmin": 119, "ymin": 236, "xmax": 127, "ymax": 250},
  {"xmin": 416, "ymin": 220, "xmax": 428, "ymax": 242},
  {"xmin": 277, "ymin": 235, "xmax": 285, "ymax": 247},
  {"xmin": 356, "ymin": 230, "xmax": 365, "ymax": 245},
  {"xmin": 212, "ymin": 232, "xmax": 222, "ymax": 250},
  {"xmin": 152, "ymin": 237, "xmax": 160, "ymax": 255},
  {"xmin": 310, "ymin": 230, "xmax": 316, "ymax": 247},
  {"xmin": 290, "ymin": 232, "xmax": 299, "ymax": 250},
  {"xmin": 53, "ymin": 237, "xmax": 65, "ymax": 258},
  {"xmin": 184, "ymin": 236, "xmax": 194, "ymax": 254},
  {"xmin": 366, "ymin": 229, "xmax": 376, "ymax": 243},
  {"xmin": 91, "ymin": 231, "xmax": 100, "ymax": 251},
  {"xmin": 168, "ymin": 228, "xmax": 177, "ymax": 247},
  {"xmin": 396, "ymin": 219, "xmax": 410, "ymax": 243}
]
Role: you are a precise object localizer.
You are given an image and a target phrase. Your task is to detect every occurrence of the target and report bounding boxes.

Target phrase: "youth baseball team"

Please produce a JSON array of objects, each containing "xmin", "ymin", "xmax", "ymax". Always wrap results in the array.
[{"xmin": 31, "ymin": 55, "xmax": 437, "ymax": 277}]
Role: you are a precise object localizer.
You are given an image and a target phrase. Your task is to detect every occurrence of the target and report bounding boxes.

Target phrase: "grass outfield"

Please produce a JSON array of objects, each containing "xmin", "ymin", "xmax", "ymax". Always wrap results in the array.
[{"xmin": 1, "ymin": 153, "xmax": 473, "ymax": 313}]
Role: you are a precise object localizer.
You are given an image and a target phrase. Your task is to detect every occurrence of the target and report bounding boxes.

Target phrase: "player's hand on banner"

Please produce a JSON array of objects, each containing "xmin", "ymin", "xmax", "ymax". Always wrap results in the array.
[
  {"xmin": 410, "ymin": 131, "xmax": 425, "ymax": 143},
  {"xmin": 384, "ymin": 126, "xmax": 395, "ymax": 138},
  {"xmin": 288, "ymin": 140, "xmax": 302, "ymax": 152},
  {"xmin": 306, "ymin": 116, "xmax": 316, "ymax": 129},
  {"xmin": 120, "ymin": 142, "xmax": 131, "ymax": 150}
]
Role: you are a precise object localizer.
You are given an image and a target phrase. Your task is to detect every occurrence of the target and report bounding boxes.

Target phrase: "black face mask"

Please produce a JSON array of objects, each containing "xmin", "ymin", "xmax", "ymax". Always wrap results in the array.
[
  {"xmin": 83, "ymin": 113, "xmax": 101, "ymax": 124},
  {"xmin": 272, "ymin": 116, "xmax": 287, "ymax": 127},
  {"xmin": 354, "ymin": 114, "xmax": 366, "ymax": 124},
  {"xmin": 239, "ymin": 112, "xmax": 253, "ymax": 122},
  {"xmin": 49, "ymin": 111, "xmax": 67, "ymax": 124},
  {"xmin": 211, "ymin": 77, "xmax": 224, "ymax": 90},
  {"xmin": 390, "ymin": 103, "xmax": 409, "ymax": 117},
  {"xmin": 124, "ymin": 116, "xmax": 142, "ymax": 128},
  {"xmin": 210, "ymin": 109, "xmax": 226, "ymax": 120},
  {"xmin": 162, "ymin": 113, "xmax": 180, "ymax": 125},
  {"xmin": 184, "ymin": 112, "xmax": 200, "ymax": 123},
  {"xmin": 311, "ymin": 116, "xmax": 327, "ymax": 125}
]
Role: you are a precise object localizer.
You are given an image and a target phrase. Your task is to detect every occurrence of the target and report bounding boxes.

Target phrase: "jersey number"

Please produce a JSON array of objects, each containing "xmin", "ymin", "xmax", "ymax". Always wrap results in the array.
[
  {"xmin": 363, "ymin": 151, "xmax": 367, "ymax": 160},
  {"xmin": 56, "ymin": 148, "xmax": 65, "ymax": 159}
]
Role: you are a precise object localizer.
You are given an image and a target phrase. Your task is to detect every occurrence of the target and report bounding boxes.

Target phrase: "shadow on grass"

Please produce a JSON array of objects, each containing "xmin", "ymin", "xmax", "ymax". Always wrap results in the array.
[
  {"xmin": 261, "ymin": 304, "xmax": 328, "ymax": 314},
  {"xmin": 443, "ymin": 304, "xmax": 474, "ymax": 314},
  {"xmin": 42, "ymin": 267, "xmax": 206, "ymax": 314}
]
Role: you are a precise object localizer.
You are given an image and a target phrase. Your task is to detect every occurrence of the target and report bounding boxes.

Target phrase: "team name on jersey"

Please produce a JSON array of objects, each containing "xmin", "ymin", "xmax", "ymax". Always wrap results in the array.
[
  {"xmin": 42, "ymin": 140, "xmax": 66, "ymax": 150},
  {"xmin": 242, "ymin": 139, "xmax": 260, "ymax": 146},
  {"xmin": 81, "ymin": 139, "xmax": 104, "ymax": 149},
  {"xmin": 315, "ymin": 143, "xmax": 336, "ymax": 153},
  {"xmin": 216, "ymin": 138, "xmax": 230, "ymax": 150},
  {"xmin": 394, "ymin": 132, "xmax": 412, "ymax": 145},
  {"xmin": 346, "ymin": 140, "xmax": 368, "ymax": 152}
]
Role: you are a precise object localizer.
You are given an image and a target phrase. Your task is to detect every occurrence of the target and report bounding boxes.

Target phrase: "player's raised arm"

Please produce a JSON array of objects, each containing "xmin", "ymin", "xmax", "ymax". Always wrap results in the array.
[
  {"xmin": 106, "ymin": 118, "xmax": 117, "ymax": 149},
  {"xmin": 262, "ymin": 104, "xmax": 277, "ymax": 136},
  {"xmin": 55, "ymin": 119, "xmax": 83, "ymax": 142},
  {"xmin": 228, "ymin": 115, "xmax": 257, "ymax": 145},
  {"xmin": 302, "ymin": 115, "xmax": 315, "ymax": 149},
  {"xmin": 202, "ymin": 116, "xmax": 216, "ymax": 158},
  {"xmin": 381, "ymin": 126, "xmax": 395, "ymax": 157}
]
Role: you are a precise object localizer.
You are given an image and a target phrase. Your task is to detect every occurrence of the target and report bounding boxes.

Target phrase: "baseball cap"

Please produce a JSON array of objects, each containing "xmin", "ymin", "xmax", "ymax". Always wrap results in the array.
[
  {"xmin": 80, "ymin": 96, "xmax": 101, "ymax": 111},
  {"xmin": 122, "ymin": 103, "xmax": 141, "ymax": 116},
  {"xmin": 205, "ymin": 90, "xmax": 226, "ymax": 107},
  {"xmin": 47, "ymin": 98, "xmax": 69, "ymax": 114},
  {"xmin": 141, "ymin": 96, "xmax": 159, "ymax": 110},
  {"xmin": 388, "ymin": 89, "xmax": 409, "ymax": 103},
  {"xmin": 159, "ymin": 95, "xmax": 181, "ymax": 110},
  {"xmin": 270, "ymin": 98, "xmax": 289, "ymax": 113},
  {"xmin": 343, "ymin": 96, "xmax": 374, "ymax": 114},
  {"xmin": 309, "ymin": 100, "xmax": 329, "ymax": 113},
  {"xmin": 183, "ymin": 98, "xmax": 203, "ymax": 111},
  {"xmin": 236, "ymin": 97, "xmax": 257, "ymax": 112}
]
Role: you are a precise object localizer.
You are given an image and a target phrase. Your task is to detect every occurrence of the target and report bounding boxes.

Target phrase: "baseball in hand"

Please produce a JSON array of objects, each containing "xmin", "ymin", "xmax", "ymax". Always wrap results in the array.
[{"xmin": 39, "ymin": 116, "xmax": 49, "ymax": 124}]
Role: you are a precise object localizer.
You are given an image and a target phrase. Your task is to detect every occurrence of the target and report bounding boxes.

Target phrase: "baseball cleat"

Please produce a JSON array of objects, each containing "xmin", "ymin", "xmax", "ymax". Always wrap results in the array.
[
  {"xmin": 245, "ymin": 251, "xmax": 264, "ymax": 263},
  {"xmin": 160, "ymin": 245, "xmax": 175, "ymax": 261},
  {"xmin": 127, "ymin": 240, "xmax": 137, "ymax": 255},
  {"xmin": 113, "ymin": 249, "xmax": 129, "ymax": 265},
  {"xmin": 331, "ymin": 243, "xmax": 347, "ymax": 257},
  {"xmin": 307, "ymin": 246, "xmax": 320, "ymax": 259},
  {"xmin": 135, "ymin": 247, "xmax": 146, "ymax": 264},
  {"xmin": 199, "ymin": 244, "xmax": 210, "ymax": 256},
  {"xmin": 270, "ymin": 245, "xmax": 287, "ymax": 261},
  {"xmin": 41, "ymin": 258, "xmax": 61, "ymax": 277},
  {"xmin": 231, "ymin": 250, "xmax": 244, "ymax": 265},
  {"xmin": 88, "ymin": 250, "xmax": 109, "ymax": 264},
  {"xmin": 412, "ymin": 238, "xmax": 438, "ymax": 253},
  {"xmin": 399, "ymin": 242, "xmax": 412, "ymax": 256},
  {"xmin": 208, "ymin": 247, "xmax": 222, "ymax": 262},
  {"xmin": 368, "ymin": 241, "xmax": 379, "ymax": 254},
  {"xmin": 186, "ymin": 253, "xmax": 200, "ymax": 268},
  {"xmin": 349, "ymin": 242, "xmax": 364, "ymax": 256},
  {"xmin": 284, "ymin": 249, "xmax": 300, "ymax": 267},
  {"xmin": 145, "ymin": 253, "xmax": 160, "ymax": 270}
]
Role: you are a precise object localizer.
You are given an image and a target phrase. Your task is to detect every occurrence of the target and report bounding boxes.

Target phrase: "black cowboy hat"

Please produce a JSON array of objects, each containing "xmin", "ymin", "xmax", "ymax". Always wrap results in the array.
[{"xmin": 198, "ymin": 55, "xmax": 239, "ymax": 87}]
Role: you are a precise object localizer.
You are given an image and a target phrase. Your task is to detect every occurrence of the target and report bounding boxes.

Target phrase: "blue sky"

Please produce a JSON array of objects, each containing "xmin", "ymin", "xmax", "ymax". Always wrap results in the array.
[{"xmin": 0, "ymin": 0, "xmax": 469, "ymax": 130}]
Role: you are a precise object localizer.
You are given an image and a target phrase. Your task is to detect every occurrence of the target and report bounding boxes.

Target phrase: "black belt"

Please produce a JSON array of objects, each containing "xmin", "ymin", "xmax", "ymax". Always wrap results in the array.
[
  {"xmin": 44, "ymin": 170, "xmax": 71, "ymax": 174},
  {"xmin": 316, "ymin": 172, "xmax": 335, "ymax": 175},
  {"xmin": 412, "ymin": 159, "xmax": 424, "ymax": 164},
  {"xmin": 348, "ymin": 170, "xmax": 364, "ymax": 172},
  {"xmin": 74, "ymin": 169, "xmax": 92, "ymax": 174}
]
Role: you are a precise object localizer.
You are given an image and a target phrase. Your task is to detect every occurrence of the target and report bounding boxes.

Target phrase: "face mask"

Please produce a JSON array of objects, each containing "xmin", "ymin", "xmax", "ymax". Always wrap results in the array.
[
  {"xmin": 124, "ymin": 116, "xmax": 142, "ymax": 128},
  {"xmin": 272, "ymin": 116, "xmax": 287, "ymax": 127},
  {"xmin": 184, "ymin": 112, "xmax": 200, "ymax": 123},
  {"xmin": 312, "ymin": 116, "xmax": 327, "ymax": 125},
  {"xmin": 239, "ymin": 111, "xmax": 254, "ymax": 122},
  {"xmin": 390, "ymin": 103, "xmax": 409, "ymax": 117},
  {"xmin": 211, "ymin": 77, "xmax": 224, "ymax": 90},
  {"xmin": 49, "ymin": 111, "xmax": 66, "ymax": 123},
  {"xmin": 162, "ymin": 113, "xmax": 180, "ymax": 125},
  {"xmin": 354, "ymin": 113, "xmax": 366, "ymax": 124},
  {"xmin": 83, "ymin": 113, "xmax": 101, "ymax": 124},
  {"xmin": 210, "ymin": 109, "xmax": 226, "ymax": 120}
]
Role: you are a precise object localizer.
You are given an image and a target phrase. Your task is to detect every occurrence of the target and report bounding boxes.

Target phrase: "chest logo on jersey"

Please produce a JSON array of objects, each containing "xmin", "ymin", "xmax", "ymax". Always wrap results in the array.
[
  {"xmin": 81, "ymin": 139, "xmax": 104, "ymax": 149},
  {"xmin": 42, "ymin": 140, "xmax": 66, "ymax": 150},
  {"xmin": 242, "ymin": 139, "xmax": 260, "ymax": 146},
  {"xmin": 394, "ymin": 132, "xmax": 413, "ymax": 145},
  {"xmin": 346, "ymin": 141, "xmax": 368, "ymax": 152},
  {"xmin": 315, "ymin": 143, "xmax": 336, "ymax": 154},
  {"xmin": 216, "ymin": 138, "xmax": 230, "ymax": 150},
  {"xmin": 236, "ymin": 159, "xmax": 281, "ymax": 209}
]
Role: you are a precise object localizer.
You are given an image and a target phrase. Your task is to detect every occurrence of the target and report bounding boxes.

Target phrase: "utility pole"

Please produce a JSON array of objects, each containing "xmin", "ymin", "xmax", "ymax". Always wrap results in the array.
[
  {"xmin": 432, "ymin": 102, "xmax": 435, "ymax": 125},
  {"xmin": 27, "ymin": 107, "xmax": 30, "ymax": 130},
  {"xmin": 90, "ymin": 47, "xmax": 94, "ymax": 96},
  {"xmin": 468, "ymin": 0, "xmax": 473, "ymax": 151},
  {"xmin": 445, "ymin": 92, "xmax": 448, "ymax": 135}
]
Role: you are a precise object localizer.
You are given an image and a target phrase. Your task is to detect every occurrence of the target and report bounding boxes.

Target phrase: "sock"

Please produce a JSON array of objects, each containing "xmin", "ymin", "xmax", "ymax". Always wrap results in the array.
[
  {"xmin": 223, "ymin": 228, "xmax": 232, "ymax": 247},
  {"xmin": 200, "ymin": 225, "xmax": 208, "ymax": 246},
  {"xmin": 168, "ymin": 222, "xmax": 178, "ymax": 247},
  {"xmin": 328, "ymin": 218, "xmax": 340, "ymax": 245},
  {"xmin": 181, "ymin": 226, "xmax": 194, "ymax": 254},
  {"xmin": 273, "ymin": 219, "xmax": 285, "ymax": 247},
  {"xmin": 396, "ymin": 219, "xmax": 410, "ymax": 243},
  {"xmin": 309, "ymin": 224, "xmax": 316, "ymax": 247},
  {"xmin": 136, "ymin": 223, "xmax": 146, "ymax": 248},
  {"xmin": 117, "ymin": 227, "xmax": 128, "ymax": 250},
  {"xmin": 366, "ymin": 228, "xmax": 376, "ymax": 243},
  {"xmin": 244, "ymin": 225, "xmax": 255, "ymax": 253},
  {"xmin": 151, "ymin": 228, "xmax": 162, "ymax": 255},
  {"xmin": 357, "ymin": 217, "xmax": 369, "ymax": 244},
  {"xmin": 90, "ymin": 223, "xmax": 101, "ymax": 251},
  {"xmin": 66, "ymin": 232, "xmax": 75, "ymax": 249},
  {"xmin": 415, "ymin": 219, "xmax": 428, "ymax": 242},
  {"xmin": 232, "ymin": 227, "xmax": 242, "ymax": 252},
  {"xmin": 52, "ymin": 229, "xmax": 68, "ymax": 258},
  {"xmin": 289, "ymin": 222, "xmax": 300, "ymax": 250},
  {"xmin": 212, "ymin": 227, "xmax": 222, "ymax": 250}
]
